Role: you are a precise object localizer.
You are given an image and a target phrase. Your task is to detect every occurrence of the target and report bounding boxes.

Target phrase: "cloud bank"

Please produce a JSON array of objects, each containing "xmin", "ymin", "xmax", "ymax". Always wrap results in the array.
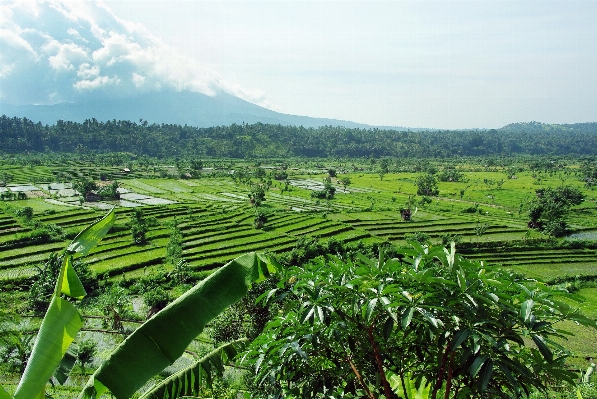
[{"xmin": 0, "ymin": 0, "xmax": 269, "ymax": 107}]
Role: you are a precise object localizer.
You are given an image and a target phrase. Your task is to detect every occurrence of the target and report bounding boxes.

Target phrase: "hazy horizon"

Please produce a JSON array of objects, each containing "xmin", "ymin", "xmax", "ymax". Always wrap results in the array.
[{"xmin": 1, "ymin": 0, "xmax": 596, "ymax": 129}]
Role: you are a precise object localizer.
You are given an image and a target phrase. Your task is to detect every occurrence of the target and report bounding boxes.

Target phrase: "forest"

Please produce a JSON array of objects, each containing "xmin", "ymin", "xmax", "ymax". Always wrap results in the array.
[{"xmin": 1, "ymin": 115, "xmax": 597, "ymax": 158}]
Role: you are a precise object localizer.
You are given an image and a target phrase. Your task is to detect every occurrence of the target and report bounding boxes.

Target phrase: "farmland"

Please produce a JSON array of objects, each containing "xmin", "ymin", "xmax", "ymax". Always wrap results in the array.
[{"xmin": 1, "ymin": 154, "xmax": 596, "ymax": 396}]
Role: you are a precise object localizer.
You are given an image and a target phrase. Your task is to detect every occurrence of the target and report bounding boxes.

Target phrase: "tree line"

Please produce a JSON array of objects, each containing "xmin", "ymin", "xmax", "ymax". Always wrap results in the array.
[{"xmin": 1, "ymin": 115, "xmax": 596, "ymax": 158}]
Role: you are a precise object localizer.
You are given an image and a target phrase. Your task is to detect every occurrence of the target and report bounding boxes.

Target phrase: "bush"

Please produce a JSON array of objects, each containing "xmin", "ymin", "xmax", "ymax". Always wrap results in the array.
[{"xmin": 404, "ymin": 231, "xmax": 430, "ymax": 245}]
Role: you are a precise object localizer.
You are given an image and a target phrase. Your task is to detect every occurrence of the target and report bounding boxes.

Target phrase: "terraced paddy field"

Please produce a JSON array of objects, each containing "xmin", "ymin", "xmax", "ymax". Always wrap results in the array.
[
  {"xmin": 0, "ymin": 160, "xmax": 596, "ymax": 396},
  {"xmin": 1, "ymin": 167, "xmax": 595, "ymax": 283}
]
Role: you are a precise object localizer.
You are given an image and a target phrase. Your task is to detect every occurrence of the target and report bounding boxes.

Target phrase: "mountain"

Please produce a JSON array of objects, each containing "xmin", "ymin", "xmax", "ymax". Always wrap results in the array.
[{"xmin": 0, "ymin": 90, "xmax": 373, "ymax": 129}]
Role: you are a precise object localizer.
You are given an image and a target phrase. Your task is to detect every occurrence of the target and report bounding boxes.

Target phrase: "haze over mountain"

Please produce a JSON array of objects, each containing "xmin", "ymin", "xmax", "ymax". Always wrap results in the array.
[
  {"xmin": 0, "ymin": 0, "xmax": 375, "ymax": 129},
  {"xmin": 1, "ymin": 1, "xmax": 595, "ymax": 129}
]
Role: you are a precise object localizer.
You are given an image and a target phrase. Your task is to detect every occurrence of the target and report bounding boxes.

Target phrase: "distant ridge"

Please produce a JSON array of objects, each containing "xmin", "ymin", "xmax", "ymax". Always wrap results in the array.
[{"xmin": 0, "ymin": 90, "xmax": 381, "ymax": 129}]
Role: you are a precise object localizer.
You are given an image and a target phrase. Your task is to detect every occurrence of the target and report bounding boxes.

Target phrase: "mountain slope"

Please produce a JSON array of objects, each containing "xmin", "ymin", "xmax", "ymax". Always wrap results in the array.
[{"xmin": 0, "ymin": 90, "xmax": 372, "ymax": 129}]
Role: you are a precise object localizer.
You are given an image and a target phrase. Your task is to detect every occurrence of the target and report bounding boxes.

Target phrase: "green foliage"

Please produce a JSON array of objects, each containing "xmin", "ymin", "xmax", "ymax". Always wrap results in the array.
[
  {"xmin": 143, "ymin": 287, "xmax": 170, "ymax": 313},
  {"xmin": 404, "ymin": 231, "xmax": 430, "ymax": 245},
  {"xmin": 97, "ymin": 181, "xmax": 120, "ymax": 200},
  {"xmin": 14, "ymin": 206, "xmax": 33, "ymax": 220},
  {"xmin": 528, "ymin": 186, "xmax": 585, "ymax": 237},
  {"xmin": 137, "ymin": 340, "xmax": 247, "ymax": 399},
  {"xmin": 0, "ymin": 313, "xmax": 31, "ymax": 374},
  {"xmin": 2, "ymin": 116, "xmax": 597, "ymax": 158},
  {"xmin": 7, "ymin": 209, "xmax": 115, "ymax": 399},
  {"xmin": 339, "ymin": 177, "xmax": 351, "ymax": 191},
  {"xmin": 97, "ymin": 286, "xmax": 135, "ymax": 331},
  {"xmin": 29, "ymin": 253, "xmax": 97, "ymax": 312},
  {"xmin": 253, "ymin": 208, "xmax": 268, "ymax": 229},
  {"xmin": 438, "ymin": 167, "xmax": 466, "ymax": 182},
  {"xmin": 441, "ymin": 233, "xmax": 462, "ymax": 246},
  {"xmin": 130, "ymin": 209, "xmax": 148, "ymax": 245},
  {"xmin": 415, "ymin": 173, "xmax": 439, "ymax": 196},
  {"xmin": 311, "ymin": 177, "xmax": 336, "ymax": 200},
  {"xmin": 78, "ymin": 252, "xmax": 278, "ymax": 399},
  {"xmin": 475, "ymin": 223, "xmax": 489, "ymax": 237},
  {"xmin": 249, "ymin": 184, "xmax": 267, "ymax": 206},
  {"xmin": 77, "ymin": 339, "xmax": 96, "ymax": 372},
  {"xmin": 73, "ymin": 179, "xmax": 98, "ymax": 198},
  {"xmin": 165, "ymin": 220, "xmax": 183, "ymax": 266},
  {"xmin": 242, "ymin": 244, "xmax": 597, "ymax": 399}
]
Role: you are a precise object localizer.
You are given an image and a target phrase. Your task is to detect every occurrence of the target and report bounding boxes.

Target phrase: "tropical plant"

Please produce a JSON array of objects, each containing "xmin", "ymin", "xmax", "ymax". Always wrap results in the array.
[
  {"xmin": 0, "ymin": 208, "xmax": 279, "ymax": 399},
  {"xmin": 241, "ymin": 242, "xmax": 597, "ymax": 399}
]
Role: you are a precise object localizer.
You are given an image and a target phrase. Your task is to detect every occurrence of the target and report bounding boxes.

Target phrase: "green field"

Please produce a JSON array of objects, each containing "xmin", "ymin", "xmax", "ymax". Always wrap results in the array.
[{"xmin": 1, "ymin": 156, "xmax": 596, "ymax": 396}]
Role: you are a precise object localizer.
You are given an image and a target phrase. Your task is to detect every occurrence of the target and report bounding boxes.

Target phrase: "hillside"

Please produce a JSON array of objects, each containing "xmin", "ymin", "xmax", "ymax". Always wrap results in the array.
[{"xmin": 0, "ymin": 90, "xmax": 373, "ymax": 130}]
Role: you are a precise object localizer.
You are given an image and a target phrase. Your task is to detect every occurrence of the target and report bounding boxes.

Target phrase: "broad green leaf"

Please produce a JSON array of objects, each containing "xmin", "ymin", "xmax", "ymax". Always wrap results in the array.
[
  {"xmin": 450, "ymin": 329, "xmax": 471, "ymax": 351},
  {"xmin": 469, "ymin": 354, "xmax": 488, "ymax": 378},
  {"xmin": 577, "ymin": 388, "xmax": 583, "ymax": 399},
  {"xmin": 139, "ymin": 340, "xmax": 246, "ymax": 399},
  {"xmin": 67, "ymin": 208, "xmax": 115, "ymax": 256},
  {"xmin": 531, "ymin": 334, "xmax": 553, "ymax": 363},
  {"xmin": 566, "ymin": 313, "xmax": 597, "ymax": 328},
  {"xmin": 495, "ymin": 360, "xmax": 519, "ymax": 391},
  {"xmin": 520, "ymin": 299, "xmax": 534, "ymax": 323},
  {"xmin": 401, "ymin": 307, "xmax": 414, "ymax": 329},
  {"xmin": 0, "ymin": 385, "xmax": 11, "ymax": 399},
  {"xmin": 356, "ymin": 253, "xmax": 375, "ymax": 268},
  {"xmin": 79, "ymin": 252, "xmax": 277, "ymax": 399},
  {"xmin": 54, "ymin": 344, "xmax": 78, "ymax": 385},
  {"xmin": 365, "ymin": 298, "xmax": 378, "ymax": 323},
  {"xmin": 456, "ymin": 267, "xmax": 466, "ymax": 291},
  {"xmin": 60, "ymin": 254, "xmax": 86, "ymax": 299},
  {"xmin": 477, "ymin": 359, "xmax": 493, "ymax": 392},
  {"xmin": 14, "ymin": 296, "xmax": 84, "ymax": 399},
  {"xmin": 383, "ymin": 317, "xmax": 394, "ymax": 340}
]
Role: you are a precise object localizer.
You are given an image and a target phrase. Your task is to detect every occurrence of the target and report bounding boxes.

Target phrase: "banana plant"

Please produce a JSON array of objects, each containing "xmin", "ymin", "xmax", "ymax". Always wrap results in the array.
[
  {"xmin": 1, "ymin": 208, "xmax": 280, "ymax": 399},
  {"xmin": 5, "ymin": 208, "xmax": 116, "ymax": 399},
  {"xmin": 78, "ymin": 251, "xmax": 278, "ymax": 399}
]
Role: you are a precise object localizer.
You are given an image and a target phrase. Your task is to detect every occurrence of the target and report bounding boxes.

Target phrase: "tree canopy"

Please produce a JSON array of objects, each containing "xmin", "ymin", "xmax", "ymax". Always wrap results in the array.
[{"xmin": 1, "ymin": 116, "xmax": 596, "ymax": 158}]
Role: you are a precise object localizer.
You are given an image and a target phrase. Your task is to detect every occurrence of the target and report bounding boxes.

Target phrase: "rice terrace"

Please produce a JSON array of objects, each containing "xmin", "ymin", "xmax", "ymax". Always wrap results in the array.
[
  {"xmin": 1, "ymin": 119, "xmax": 597, "ymax": 398},
  {"xmin": 2, "ymin": 0, "xmax": 597, "ymax": 397}
]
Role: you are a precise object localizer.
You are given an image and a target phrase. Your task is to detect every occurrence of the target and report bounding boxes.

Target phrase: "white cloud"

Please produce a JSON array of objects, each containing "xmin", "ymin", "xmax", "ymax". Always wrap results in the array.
[
  {"xmin": 67, "ymin": 28, "xmax": 87, "ymax": 43},
  {"xmin": 77, "ymin": 63, "xmax": 99, "ymax": 79},
  {"xmin": 131, "ymin": 72, "xmax": 145, "ymax": 88},
  {"xmin": 0, "ymin": 0, "xmax": 270, "ymax": 108},
  {"xmin": 0, "ymin": 28, "xmax": 36, "ymax": 56},
  {"xmin": 73, "ymin": 74, "xmax": 120, "ymax": 90},
  {"xmin": 45, "ymin": 40, "xmax": 89, "ymax": 71}
]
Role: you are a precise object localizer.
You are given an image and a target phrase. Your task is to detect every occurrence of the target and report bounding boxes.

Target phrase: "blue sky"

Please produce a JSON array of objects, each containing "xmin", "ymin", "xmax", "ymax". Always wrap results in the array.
[{"xmin": 1, "ymin": 0, "xmax": 596, "ymax": 129}]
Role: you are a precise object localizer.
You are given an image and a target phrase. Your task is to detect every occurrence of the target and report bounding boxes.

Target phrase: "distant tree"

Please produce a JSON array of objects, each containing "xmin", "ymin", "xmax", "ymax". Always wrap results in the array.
[
  {"xmin": 311, "ymin": 177, "xmax": 336, "ymax": 200},
  {"xmin": 130, "ymin": 209, "xmax": 148, "ymax": 245},
  {"xmin": 97, "ymin": 181, "xmax": 120, "ymax": 200},
  {"xmin": 415, "ymin": 174, "xmax": 439, "ymax": 196},
  {"xmin": 249, "ymin": 184, "xmax": 266, "ymax": 206},
  {"xmin": 165, "ymin": 220, "xmax": 183, "ymax": 266},
  {"xmin": 73, "ymin": 179, "xmax": 98, "ymax": 198},
  {"xmin": 253, "ymin": 208, "xmax": 268, "ymax": 229},
  {"xmin": 190, "ymin": 159, "xmax": 203, "ymax": 171},
  {"xmin": 340, "ymin": 177, "xmax": 351, "ymax": 192},
  {"xmin": 528, "ymin": 186, "xmax": 584, "ymax": 237}
]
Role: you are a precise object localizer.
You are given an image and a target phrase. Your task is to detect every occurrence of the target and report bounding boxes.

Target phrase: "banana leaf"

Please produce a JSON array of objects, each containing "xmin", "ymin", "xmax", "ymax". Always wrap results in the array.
[
  {"xmin": 12, "ymin": 210, "xmax": 115, "ymax": 399},
  {"xmin": 79, "ymin": 252, "xmax": 278, "ymax": 399},
  {"xmin": 0, "ymin": 385, "xmax": 11, "ymax": 399},
  {"xmin": 139, "ymin": 339, "xmax": 247, "ymax": 399}
]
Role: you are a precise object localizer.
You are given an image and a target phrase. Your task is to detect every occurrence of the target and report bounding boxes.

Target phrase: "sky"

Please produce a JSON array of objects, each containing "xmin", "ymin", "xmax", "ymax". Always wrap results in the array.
[{"xmin": 1, "ymin": 0, "xmax": 596, "ymax": 129}]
